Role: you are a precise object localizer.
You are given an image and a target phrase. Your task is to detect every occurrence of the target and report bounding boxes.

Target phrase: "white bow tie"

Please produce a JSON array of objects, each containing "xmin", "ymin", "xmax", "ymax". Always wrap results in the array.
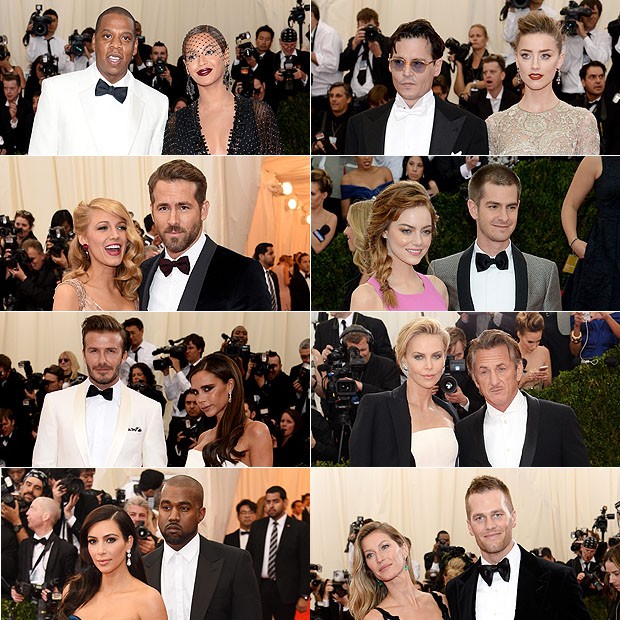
[{"xmin": 393, "ymin": 104, "xmax": 426, "ymax": 121}]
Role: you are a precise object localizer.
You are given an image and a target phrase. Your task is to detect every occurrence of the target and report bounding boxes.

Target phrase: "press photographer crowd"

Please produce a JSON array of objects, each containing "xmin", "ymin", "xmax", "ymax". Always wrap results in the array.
[
  {"xmin": 0, "ymin": 314, "xmax": 310, "ymax": 468},
  {"xmin": 0, "ymin": 2, "xmax": 312, "ymax": 154},
  {"xmin": 0, "ymin": 470, "xmax": 310, "ymax": 620},
  {"xmin": 310, "ymin": 0, "xmax": 620, "ymax": 155},
  {"xmin": 310, "ymin": 311, "xmax": 620, "ymax": 466}
]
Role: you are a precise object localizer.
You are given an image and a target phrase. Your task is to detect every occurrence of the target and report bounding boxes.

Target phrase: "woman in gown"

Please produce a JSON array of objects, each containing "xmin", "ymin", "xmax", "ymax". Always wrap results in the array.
[
  {"xmin": 515, "ymin": 312, "xmax": 552, "ymax": 390},
  {"xmin": 400, "ymin": 156, "xmax": 439, "ymax": 199},
  {"xmin": 163, "ymin": 25, "xmax": 281, "ymax": 155},
  {"xmin": 57, "ymin": 505, "xmax": 166, "ymax": 620},
  {"xmin": 486, "ymin": 12, "xmax": 599, "ymax": 155},
  {"xmin": 562, "ymin": 156, "xmax": 620, "ymax": 309},
  {"xmin": 52, "ymin": 199, "xmax": 143, "ymax": 311},
  {"xmin": 350, "ymin": 181, "xmax": 448, "ymax": 311},
  {"xmin": 349, "ymin": 521, "xmax": 449, "ymax": 620},
  {"xmin": 272, "ymin": 255, "xmax": 292, "ymax": 310},
  {"xmin": 186, "ymin": 352, "xmax": 273, "ymax": 467},
  {"xmin": 340, "ymin": 157, "xmax": 393, "ymax": 219},
  {"xmin": 603, "ymin": 546, "xmax": 620, "ymax": 620},
  {"xmin": 311, "ymin": 169, "xmax": 338, "ymax": 254},
  {"xmin": 349, "ymin": 317, "xmax": 459, "ymax": 467}
]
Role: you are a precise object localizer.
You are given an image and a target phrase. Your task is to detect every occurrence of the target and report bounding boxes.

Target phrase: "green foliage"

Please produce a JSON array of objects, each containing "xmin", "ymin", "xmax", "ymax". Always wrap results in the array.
[
  {"xmin": 529, "ymin": 344, "xmax": 620, "ymax": 466},
  {"xmin": 1, "ymin": 599, "xmax": 38, "ymax": 620},
  {"xmin": 584, "ymin": 594, "xmax": 610, "ymax": 620},
  {"xmin": 277, "ymin": 93, "xmax": 310, "ymax": 154}
]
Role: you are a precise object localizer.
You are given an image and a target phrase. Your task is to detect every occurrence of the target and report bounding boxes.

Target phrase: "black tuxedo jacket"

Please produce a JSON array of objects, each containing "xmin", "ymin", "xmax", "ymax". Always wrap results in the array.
[
  {"xmin": 223, "ymin": 528, "xmax": 248, "ymax": 548},
  {"xmin": 446, "ymin": 546, "xmax": 591, "ymax": 620},
  {"xmin": 464, "ymin": 88, "xmax": 520, "ymax": 120},
  {"xmin": 344, "ymin": 95, "xmax": 489, "ymax": 155},
  {"xmin": 16, "ymin": 531, "xmax": 78, "ymax": 586},
  {"xmin": 349, "ymin": 382, "xmax": 459, "ymax": 466},
  {"xmin": 289, "ymin": 271, "xmax": 310, "ymax": 310},
  {"xmin": 313, "ymin": 313, "xmax": 394, "ymax": 361},
  {"xmin": 139, "ymin": 235, "xmax": 271, "ymax": 311},
  {"xmin": 246, "ymin": 516, "xmax": 310, "ymax": 605},
  {"xmin": 455, "ymin": 391, "xmax": 590, "ymax": 466},
  {"xmin": 143, "ymin": 535, "xmax": 261, "ymax": 620},
  {"xmin": 0, "ymin": 97, "xmax": 34, "ymax": 154}
]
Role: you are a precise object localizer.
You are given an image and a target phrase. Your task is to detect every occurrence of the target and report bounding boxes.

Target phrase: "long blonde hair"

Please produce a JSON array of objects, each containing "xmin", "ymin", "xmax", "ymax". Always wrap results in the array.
[
  {"xmin": 58, "ymin": 350, "xmax": 80, "ymax": 381},
  {"xmin": 365, "ymin": 181, "xmax": 438, "ymax": 309},
  {"xmin": 347, "ymin": 200, "xmax": 374, "ymax": 274},
  {"xmin": 349, "ymin": 521, "xmax": 415, "ymax": 620},
  {"xmin": 64, "ymin": 198, "xmax": 144, "ymax": 301}
]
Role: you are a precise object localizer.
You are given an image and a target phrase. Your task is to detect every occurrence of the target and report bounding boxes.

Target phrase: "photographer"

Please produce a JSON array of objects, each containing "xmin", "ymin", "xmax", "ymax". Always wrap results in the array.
[
  {"xmin": 136, "ymin": 41, "xmax": 180, "ymax": 104},
  {"xmin": 311, "ymin": 81, "xmax": 353, "ymax": 155},
  {"xmin": 290, "ymin": 338, "xmax": 311, "ymax": 414},
  {"xmin": 567, "ymin": 536, "xmax": 605, "ymax": 597},
  {"xmin": 449, "ymin": 24, "xmax": 490, "ymax": 102},
  {"xmin": 128, "ymin": 363, "xmax": 166, "ymax": 414},
  {"xmin": 232, "ymin": 25, "xmax": 276, "ymax": 84},
  {"xmin": 25, "ymin": 7, "xmax": 68, "ymax": 74},
  {"xmin": 311, "ymin": 572, "xmax": 352, "ymax": 620},
  {"xmin": 64, "ymin": 27, "xmax": 95, "ymax": 72},
  {"xmin": 560, "ymin": 0, "xmax": 612, "ymax": 105},
  {"xmin": 272, "ymin": 28, "xmax": 310, "ymax": 110},
  {"xmin": 0, "ymin": 74, "xmax": 34, "ymax": 154},
  {"xmin": 124, "ymin": 495, "xmax": 161, "ymax": 556},
  {"xmin": 0, "ymin": 355, "xmax": 27, "ymax": 422},
  {"xmin": 0, "ymin": 409, "xmax": 35, "ymax": 467},
  {"xmin": 424, "ymin": 530, "xmax": 452, "ymax": 572}
]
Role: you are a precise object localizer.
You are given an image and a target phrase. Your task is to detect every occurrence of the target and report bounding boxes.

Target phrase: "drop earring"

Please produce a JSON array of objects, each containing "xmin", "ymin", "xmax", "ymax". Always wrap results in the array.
[
  {"xmin": 126, "ymin": 550, "xmax": 131, "ymax": 566},
  {"xmin": 516, "ymin": 70, "xmax": 522, "ymax": 85},
  {"xmin": 228, "ymin": 391, "xmax": 232, "ymax": 403},
  {"xmin": 82, "ymin": 243, "xmax": 89, "ymax": 258},
  {"xmin": 186, "ymin": 75, "xmax": 196, "ymax": 98},
  {"xmin": 401, "ymin": 364, "xmax": 409, "ymax": 377},
  {"xmin": 556, "ymin": 68, "xmax": 561, "ymax": 85},
  {"xmin": 223, "ymin": 67, "xmax": 231, "ymax": 89}
]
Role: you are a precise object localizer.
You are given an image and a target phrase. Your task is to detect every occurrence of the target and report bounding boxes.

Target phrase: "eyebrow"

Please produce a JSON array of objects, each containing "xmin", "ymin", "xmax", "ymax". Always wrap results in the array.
[
  {"xmin": 88, "ymin": 532, "xmax": 118, "ymax": 539},
  {"xmin": 518, "ymin": 47, "xmax": 554, "ymax": 53}
]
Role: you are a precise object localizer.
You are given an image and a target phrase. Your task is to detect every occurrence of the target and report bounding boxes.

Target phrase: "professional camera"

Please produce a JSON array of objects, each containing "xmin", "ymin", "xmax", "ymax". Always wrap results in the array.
[
  {"xmin": 561, "ymin": 1, "xmax": 592, "ymax": 36},
  {"xmin": 221, "ymin": 333, "xmax": 251, "ymax": 361},
  {"xmin": 40, "ymin": 52, "xmax": 59, "ymax": 78},
  {"xmin": 582, "ymin": 569, "xmax": 604, "ymax": 592},
  {"xmin": 348, "ymin": 516, "xmax": 366, "ymax": 540},
  {"xmin": 59, "ymin": 475, "xmax": 84, "ymax": 497},
  {"xmin": 445, "ymin": 37, "xmax": 471, "ymax": 64},
  {"xmin": 593, "ymin": 505, "xmax": 616, "ymax": 539},
  {"xmin": 250, "ymin": 352, "xmax": 271, "ymax": 377},
  {"xmin": 438, "ymin": 355, "xmax": 466, "ymax": 394},
  {"xmin": 312, "ymin": 131, "xmax": 338, "ymax": 154},
  {"xmin": 18, "ymin": 360, "xmax": 45, "ymax": 392},
  {"xmin": 437, "ymin": 544, "xmax": 467, "ymax": 564},
  {"xmin": 282, "ymin": 57, "xmax": 297, "ymax": 91},
  {"xmin": 236, "ymin": 31, "xmax": 258, "ymax": 60},
  {"xmin": 112, "ymin": 488, "xmax": 126, "ymax": 506},
  {"xmin": 1, "ymin": 475, "xmax": 24, "ymax": 509},
  {"xmin": 178, "ymin": 417, "xmax": 203, "ymax": 451},
  {"xmin": 47, "ymin": 225, "xmax": 72, "ymax": 259},
  {"xmin": 321, "ymin": 344, "xmax": 364, "ymax": 408},
  {"xmin": 363, "ymin": 24, "xmax": 379, "ymax": 43},
  {"xmin": 0, "ymin": 215, "xmax": 18, "ymax": 252},
  {"xmin": 67, "ymin": 29, "xmax": 87, "ymax": 57},
  {"xmin": 0, "ymin": 35, "xmax": 9, "ymax": 61},
  {"xmin": 500, "ymin": 0, "xmax": 531, "ymax": 21},
  {"xmin": 135, "ymin": 520, "xmax": 152, "ymax": 540},
  {"xmin": 289, "ymin": 0, "xmax": 310, "ymax": 28},
  {"xmin": 30, "ymin": 4, "xmax": 52, "ymax": 38},
  {"xmin": 4, "ymin": 248, "xmax": 30, "ymax": 272},
  {"xmin": 297, "ymin": 362, "xmax": 311, "ymax": 391},
  {"xmin": 331, "ymin": 569, "xmax": 350, "ymax": 597},
  {"xmin": 153, "ymin": 338, "xmax": 188, "ymax": 371}
]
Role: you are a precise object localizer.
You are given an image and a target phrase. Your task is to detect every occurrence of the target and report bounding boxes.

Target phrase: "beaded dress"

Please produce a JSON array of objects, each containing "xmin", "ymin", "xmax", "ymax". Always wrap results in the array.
[{"xmin": 55, "ymin": 279, "xmax": 138, "ymax": 311}]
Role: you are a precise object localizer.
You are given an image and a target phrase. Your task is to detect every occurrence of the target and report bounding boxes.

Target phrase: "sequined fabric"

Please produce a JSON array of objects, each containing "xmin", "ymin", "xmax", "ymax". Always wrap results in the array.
[
  {"xmin": 486, "ymin": 100, "xmax": 600, "ymax": 155},
  {"xmin": 55, "ymin": 279, "xmax": 138, "ymax": 310},
  {"xmin": 163, "ymin": 96, "xmax": 282, "ymax": 154}
]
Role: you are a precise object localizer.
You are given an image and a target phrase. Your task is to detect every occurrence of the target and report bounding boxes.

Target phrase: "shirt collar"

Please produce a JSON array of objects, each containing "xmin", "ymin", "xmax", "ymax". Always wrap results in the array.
[
  {"xmin": 486, "ymin": 87, "xmax": 504, "ymax": 101},
  {"xmin": 474, "ymin": 239, "xmax": 513, "ymax": 261},
  {"xmin": 163, "ymin": 233, "xmax": 207, "ymax": 267},
  {"xmin": 393, "ymin": 89, "xmax": 434, "ymax": 111},
  {"xmin": 34, "ymin": 530, "xmax": 54, "ymax": 541},
  {"xmin": 486, "ymin": 389, "xmax": 526, "ymax": 419},
  {"xmin": 480, "ymin": 540, "xmax": 519, "ymax": 566},
  {"xmin": 93, "ymin": 65, "xmax": 132, "ymax": 88},
  {"xmin": 162, "ymin": 532, "xmax": 200, "ymax": 565},
  {"xmin": 85, "ymin": 378, "xmax": 122, "ymax": 403}
]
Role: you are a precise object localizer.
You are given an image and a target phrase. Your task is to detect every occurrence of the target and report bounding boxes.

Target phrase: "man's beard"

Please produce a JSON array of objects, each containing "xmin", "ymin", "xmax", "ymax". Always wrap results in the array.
[
  {"xmin": 87, "ymin": 362, "xmax": 122, "ymax": 387},
  {"xmin": 161, "ymin": 219, "xmax": 203, "ymax": 256}
]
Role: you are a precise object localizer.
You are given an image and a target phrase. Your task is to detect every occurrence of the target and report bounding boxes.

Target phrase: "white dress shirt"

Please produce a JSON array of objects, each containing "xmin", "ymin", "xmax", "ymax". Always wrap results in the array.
[
  {"xmin": 27, "ymin": 34, "xmax": 69, "ymax": 73},
  {"xmin": 350, "ymin": 44, "xmax": 377, "ymax": 98},
  {"xmin": 85, "ymin": 379, "xmax": 122, "ymax": 466},
  {"xmin": 161, "ymin": 534, "xmax": 200, "ymax": 620},
  {"xmin": 311, "ymin": 20, "xmax": 342, "ymax": 96},
  {"xmin": 164, "ymin": 366, "xmax": 193, "ymax": 418},
  {"xmin": 384, "ymin": 91, "xmax": 435, "ymax": 155},
  {"xmin": 120, "ymin": 340, "xmax": 158, "ymax": 384},
  {"xmin": 475, "ymin": 542, "xmax": 521, "ymax": 620},
  {"xmin": 30, "ymin": 529, "xmax": 54, "ymax": 585},
  {"xmin": 483, "ymin": 390, "xmax": 527, "ymax": 467},
  {"xmin": 561, "ymin": 28, "xmax": 612, "ymax": 94},
  {"xmin": 239, "ymin": 528, "xmax": 251, "ymax": 551},
  {"xmin": 486, "ymin": 88, "xmax": 505, "ymax": 114},
  {"xmin": 470, "ymin": 240, "xmax": 516, "ymax": 311},
  {"xmin": 148, "ymin": 234, "xmax": 207, "ymax": 311},
  {"xmin": 260, "ymin": 513, "xmax": 287, "ymax": 578}
]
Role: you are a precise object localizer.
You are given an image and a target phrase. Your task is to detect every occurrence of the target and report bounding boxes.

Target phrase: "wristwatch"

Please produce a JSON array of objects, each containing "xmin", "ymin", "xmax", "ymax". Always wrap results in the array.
[{"xmin": 13, "ymin": 524, "xmax": 23, "ymax": 533}]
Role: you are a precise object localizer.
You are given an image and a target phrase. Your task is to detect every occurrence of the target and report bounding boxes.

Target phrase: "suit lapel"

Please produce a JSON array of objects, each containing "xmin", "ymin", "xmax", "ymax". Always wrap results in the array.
[
  {"xmin": 430, "ymin": 98, "xmax": 463, "ymax": 154},
  {"xmin": 519, "ymin": 392, "xmax": 539, "ymax": 467},
  {"xmin": 389, "ymin": 384, "xmax": 414, "ymax": 466},
  {"xmin": 125, "ymin": 73, "xmax": 145, "ymax": 154},
  {"xmin": 457, "ymin": 245, "xmax": 475, "ymax": 311},
  {"xmin": 455, "ymin": 564, "xmax": 479, "ymax": 620},
  {"xmin": 178, "ymin": 235, "xmax": 217, "ymax": 311},
  {"xmin": 366, "ymin": 103, "xmax": 392, "ymax": 153},
  {"xmin": 512, "ymin": 245, "xmax": 529, "ymax": 310},
  {"xmin": 105, "ymin": 383, "xmax": 132, "ymax": 467},
  {"xmin": 190, "ymin": 538, "xmax": 224, "ymax": 620},
  {"xmin": 473, "ymin": 408, "xmax": 492, "ymax": 466},
  {"xmin": 43, "ymin": 533, "xmax": 59, "ymax": 582},
  {"xmin": 140, "ymin": 251, "xmax": 164, "ymax": 310},
  {"xmin": 515, "ymin": 546, "xmax": 548, "ymax": 620},
  {"xmin": 143, "ymin": 546, "xmax": 163, "ymax": 591},
  {"xmin": 73, "ymin": 381, "xmax": 91, "ymax": 465},
  {"xmin": 78, "ymin": 66, "xmax": 102, "ymax": 153}
]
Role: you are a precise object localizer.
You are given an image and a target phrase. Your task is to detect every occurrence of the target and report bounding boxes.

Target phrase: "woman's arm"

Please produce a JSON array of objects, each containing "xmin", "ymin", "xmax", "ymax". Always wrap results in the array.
[
  {"xmin": 427, "ymin": 275, "xmax": 449, "ymax": 309},
  {"xmin": 569, "ymin": 313, "xmax": 584, "ymax": 358},
  {"xmin": 383, "ymin": 167, "xmax": 394, "ymax": 182},
  {"xmin": 52, "ymin": 282, "xmax": 80, "ymax": 311},
  {"xmin": 311, "ymin": 212, "xmax": 338, "ymax": 254},
  {"xmin": 247, "ymin": 420, "xmax": 274, "ymax": 466},
  {"xmin": 560, "ymin": 156, "xmax": 601, "ymax": 259},
  {"xmin": 140, "ymin": 588, "xmax": 168, "ymax": 620},
  {"xmin": 601, "ymin": 312, "xmax": 620, "ymax": 340},
  {"xmin": 454, "ymin": 59, "xmax": 466, "ymax": 98}
]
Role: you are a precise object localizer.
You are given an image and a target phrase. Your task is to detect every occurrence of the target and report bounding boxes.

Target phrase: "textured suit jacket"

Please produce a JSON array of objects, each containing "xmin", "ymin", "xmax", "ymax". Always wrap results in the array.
[
  {"xmin": 454, "ymin": 391, "xmax": 590, "ymax": 466},
  {"xmin": 32, "ymin": 381, "xmax": 167, "ymax": 467},
  {"xmin": 246, "ymin": 516, "xmax": 310, "ymax": 605},
  {"xmin": 446, "ymin": 545, "xmax": 591, "ymax": 620},
  {"xmin": 428, "ymin": 243, "xmax": 562, "ymax": 311},
  {"xmin": 349, "ymin": 383, "xmax": 459, "ymax": 466},
  {"xmin": 16, "ymin": 532, "xmax": 78, "ymax": 587},
  {"xmin": 464, "ymin": 88, "xmax": 521, "ymax": 120},
  {"xmin": 344, "ymin": 95, "xmax": 489, "ymax": 155},
  {"xmin": 139, "ymin": 235, "xmax": 272, "ymax": 311},
  {"xmin": 144, "ymin": 535, "xmax": 261, "ymax": 620},
  {"xmin": 29, "ymin": 63, "xmax": 168, "ymax": 155}
]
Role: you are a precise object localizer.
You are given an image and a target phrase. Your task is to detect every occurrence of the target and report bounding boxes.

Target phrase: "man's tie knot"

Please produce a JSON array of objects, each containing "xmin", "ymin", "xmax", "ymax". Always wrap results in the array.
[
  {"xmin": 478, "ymin": 557, "xmax": 510, "ymax": 587},
  {"xmin": 475, "ymin": 250, "xmax": 509, "ymax": 272},
  {"xmin": 95, "ymin": 79, "xmax": 128, "ymax": 104},
  {"xmin": 159, "ymin": 255, "xmax": 190, "ymax": 277},
  {"xmin": 86, "ymin": 385, "xmax": 113, "ymax": 401},
  {"xmin": 34, "ymin": 537, "xmax": 48, "ymax": 545}
]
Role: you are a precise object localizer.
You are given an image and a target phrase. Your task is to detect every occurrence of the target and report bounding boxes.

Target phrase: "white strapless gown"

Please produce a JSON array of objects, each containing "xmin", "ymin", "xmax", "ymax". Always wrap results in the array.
[
  {"xmin": 410, "ymin": 427, "xmax": 458, "ymax": 467},
  {"xmin": 185, "ymin": 448, "xmax": 249, "ymax": 468}
]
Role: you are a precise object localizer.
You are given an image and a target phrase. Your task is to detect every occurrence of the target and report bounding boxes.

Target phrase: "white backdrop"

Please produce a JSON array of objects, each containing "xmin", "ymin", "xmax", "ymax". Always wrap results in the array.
[
  {"xmin": 0, "ymin": 155, "xmax": 309, "ymax": 255},
  {"xmin": 311, "ymin": 467, "xmax": 620, "ymax": 578}
]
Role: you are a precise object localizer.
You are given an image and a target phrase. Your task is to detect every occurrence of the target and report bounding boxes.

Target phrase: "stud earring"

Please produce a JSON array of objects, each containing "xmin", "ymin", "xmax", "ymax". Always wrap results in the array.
[
  {"xmin": 376, "ymin": 578, "xmax": 383, "ymax": 587},
  {"xmin": 404, "ymin": 562, "xmax": 409, "ymax": 572},
  {"xmin": 126, "ymin": 550, "xmax": 131, "ymax": 566},
  {"xmin": 401, "ymin": 364, "xmax": 409, "ymax": 377}
]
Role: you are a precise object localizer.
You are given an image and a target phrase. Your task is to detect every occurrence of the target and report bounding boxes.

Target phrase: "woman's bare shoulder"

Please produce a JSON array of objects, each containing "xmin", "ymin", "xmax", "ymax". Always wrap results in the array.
[
  {"xmin": 351, "ymin": 282, "xmax": 383, "ymax": 311},
  {"xmin": 363, "ymin": 609, "xmax": 384, "ymax": 620},
  {"xmin": 135, "ymin": 581, "xmax": 167, "ymax": 618},
  {"xmin": 245, "ymin": 419, "xmax": 271, "ymax": 440}
]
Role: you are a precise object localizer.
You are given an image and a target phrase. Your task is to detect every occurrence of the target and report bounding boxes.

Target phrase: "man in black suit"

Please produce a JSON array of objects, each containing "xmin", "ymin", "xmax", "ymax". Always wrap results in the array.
[
  {"xmin": 144, "ymin": 474, "xmax": 261, "ymax": 620},
  {"xmin": 345, "ymin": 19, "xmax": 488, "ymax": 155},
  {"xmin": 289, "ymin": 338, "xmax": 311, "ymax": 414},
  {"xmin": 565, "ymin": 536, "xmax": 605, "ymax": 598},
  {"xmin": 0, "ymin": 355, "xmax": 26, "ymax": 424},
  {"xmin": 455, "ymin": 329, "xmax": 590, "ymax": 466},
  {"xmin": 139, "ymin": 159, "xmax": 271, "ymax": 311},
  {"xmin": 272, "ymin": 28, "xmax": 310, "ymax": 111},
  {"xmin": 463, "ymin": 55, "xmax": 520, "ymax": 120},
  {"xmin": 0, "ymin": 74, "xmax": 34, "ymax": 154},
  {"xmin": 136, "ymin": 41, "xmax": 181, "ymax": 104},
  {"xmin": 232, "ymin": 25, "xmax": 276, "ymax": 89},
  {"xmin": 224, "ymin": 499, "xmax": 257, "ymax": 550},
  {"xmin": 246, "ymin": 485, "xmax": 310, "ymax": 620},
  {"xmin": 254, "ymin": 242, "xmax": 280, "ymax": 310},
  {"xmin": 11, "ymin": 497, "xmax": 77, "ymax": 606},
  {"xmin": 446, "ymin": 475, "xmax": 591, "ymax": 620},
  {"xmin": 289, "ymin": 253, "xmax": 310, "ymax": 310}
]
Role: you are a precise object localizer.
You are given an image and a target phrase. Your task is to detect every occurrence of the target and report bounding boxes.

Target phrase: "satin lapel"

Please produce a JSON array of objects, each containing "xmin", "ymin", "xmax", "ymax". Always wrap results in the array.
[
  {"xmin": 390, "ymin": 385, "xmax": 412, "ymax": 466},
  {"xmin": 512, "ymin": 245, "xmax": 528, "ymax": 310},
  {"xmin": 44, "ymin": 534, "xmax": 59, "ymax": 581},
  {"xmin": 73, "ymin": 381, "xmax": 91, "ymax": 465},
  {"xmin": 519, "ymin": 392, "xmax": 539, "ymax": 467},
  {"xmin": 143, "ymin": 546, "xmax": 163, "ymax": 591},
  {"xmin": 456, "ymin": 564, "xmax": 479, "ymax": 620},
  {"xmin": 125, "ymin": 73, "xmax": 145, "ymax": 154},
  {"xmin": 429, "ymin": 100, "xmax": 460, "ymax": 154},
  {"xmin": 515, "ymin": 547, "xmax": 547, "ymax": 620},
  {"xmin": 457, "ymin": 245, "xmax": 475, "ymax": 311},
  {"xmin": 105, "ymin": 383, "xmax": 132, "ymax": 467},
  {"xmin": 141, "ymin": 251, "xmax": 164, "ymax": 310},
  {"xmin": 178, "ymin": 235, "xmax": 217, "ymax": 311},
  {"xmin": 78, "ymin": 68, "xmax": 101, "ymax": 153},
  {"xmin": 190, "ymin": 538, "xmax": 224, "ymax": 620},
  {"xmin": 472, "ymin": 409, "xmax": 492, "ymax": 466},
  {"xmin": 366, "ymin": 103, "xmax": 392, "ymax": 153}
]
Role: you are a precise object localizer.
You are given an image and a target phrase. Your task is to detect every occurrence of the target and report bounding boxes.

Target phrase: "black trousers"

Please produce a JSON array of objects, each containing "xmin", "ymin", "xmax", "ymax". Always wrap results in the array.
[{"xmin": 259, "ymin": 579, "xmax": 296, "ymax": 620}]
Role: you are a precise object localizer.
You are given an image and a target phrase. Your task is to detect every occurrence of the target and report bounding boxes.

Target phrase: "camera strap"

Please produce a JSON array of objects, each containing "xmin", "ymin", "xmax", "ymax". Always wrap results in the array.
[{"xmin": 29, "ymin": 536, "xmax": 54, "ymax": 583}]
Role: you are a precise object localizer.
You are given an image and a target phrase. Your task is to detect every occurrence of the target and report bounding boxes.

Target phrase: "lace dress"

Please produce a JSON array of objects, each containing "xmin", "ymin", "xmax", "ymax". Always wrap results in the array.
[
  {"xmin": 163, "ymin": 96, "xmax": 282, "ymax": 155},
  {"xmin": 55, "ymin": 279, "xmax": 138, "ymax": 311},
  {"xmin": 486, "ymin": 100, "xmax": 600, "ymax": 155}
]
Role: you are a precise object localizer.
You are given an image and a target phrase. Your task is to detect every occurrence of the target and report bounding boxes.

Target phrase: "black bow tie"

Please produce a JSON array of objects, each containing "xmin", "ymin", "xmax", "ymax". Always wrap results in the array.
[
  {"xmin": 86, "ymin": 385, "xmax": 114, "ymax": 401},
  {"xmin": 159, "ymin": 255, "xmax": 190, "ymax": 277},
  {"xmin": 95, "ymin": 78, "xmax": 128, "ymax": 104},
  {"xmin": 478, "ymin": 557, "xmax": 510, "ymax": 587},
  {"xmin": 34, "ymin": 537, "xmax": 48, "ymax": 545},
  {"xmin": 475, "ymin": 250, "xmax": 509, "ymax": 272},
  {"xmin": 240, "ymin": 530, "xmax": 250, "ymax": 536}
]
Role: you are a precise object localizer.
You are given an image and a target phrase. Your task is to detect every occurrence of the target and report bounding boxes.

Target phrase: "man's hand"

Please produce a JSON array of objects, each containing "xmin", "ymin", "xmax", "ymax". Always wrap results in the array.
[
  {"xmin": 11, "ymin": 587, "xmax": 24, "ymax": 603},
  {"xmin": 465, "ymin": 156, "xmax": 480, "ymax": 172},
  {"xmin": 296, "ymin": 597, "xmax": 308, "ymax": 612},
  {"xmin": 293, "ymin": 379, "xmax": 304, "ymax": 394},
  {"xmin": 160, "ymin": 65, "xmax": 172, "ymax": 85},
  {"xmin": 577, "ymin": 571, "xmax": 585, "ymax": 583},
  {"xmin": 138, "ymin": 535, "xmax": 156, "ymax": 555},
  {"xmin": 63, "ymin": 493, "xmax": 79, "ymax": 520},
  {"xmin": 8, "ymin": 102, "xmax": 18, "ymax": 121},
  {"xmin": 352, "ymin": 26, "xmax": 366, "ymax": 49},
  {"xmin": 9, "ymin": 263, "xmax": 27, "ymax": 282},
  {"xmin": 1, "ymin": 501, "xmax": 22, "ymax": 525},
  {"xmin": 368, "ymin": 39, "xmax": 382, "ymax": 58},
  {"xmin": 576, "ymin": 20, "xmax": 587, "ymax": 38},
  {"xmin": 51, "ymin": 480, "xmax": 65, "ymax": 505},
  {"xmin": 293, "ymin": 67, "xmax": 306, "ymax": 81}
]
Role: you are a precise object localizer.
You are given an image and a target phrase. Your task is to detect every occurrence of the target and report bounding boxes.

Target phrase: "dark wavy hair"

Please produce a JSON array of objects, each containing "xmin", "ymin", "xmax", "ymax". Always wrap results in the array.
[
  {"xmin": 58, "ymin": 505, "xmax": 146, "ymax": 620},
  {"xmin": 129, "ymin": 362, "xmax": 157, "ymax": 387},
  {"xmin": 188, "ymin": 353, "xmax": 247, "ymax": 466}
]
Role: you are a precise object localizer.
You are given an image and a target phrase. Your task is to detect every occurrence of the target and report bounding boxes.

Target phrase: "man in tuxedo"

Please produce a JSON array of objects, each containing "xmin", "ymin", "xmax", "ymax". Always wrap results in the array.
[
  {"xmin": 139, "ymin": 159, "xmax": 271, "ymax": 311},
  {"xmin": 0, "ymin": 75, "xmax": 34, "ymax": 154},
  {"xmin": 446, "ymin": 475, "xmax": 591, "ymax": 620},
  {"xmin": 32, "ymin": 314, "xmax": 166, "ymax": 467},
  {"xmin": 246, "ymin": 485, "xmax": 310, "ymax": 620},
  {"xmin": 345, "ymin": 19, "xmax": 488, "ymax": 155},
  {"xmin": 29, "ymin": 6, "xmax": 168, "ymax": 155},
  {"xmin": 272, "ymin": 28, "xmax": 310, "ymax": 111},
  {"xmin": 455, "ymin": 329, "xmax": 590, "ymax": 466},
  {"xmin": 289, "ymin": 253, "xmax": 310, "ymax": 310},
  {"xmin": 254, "ymin": 242, "xmax": 281, "ymax": 310},
  {"xmin": 11, "ymin": 497, "xmax": 77, "ymax": 606},
  {"xmin": 428, "ymin": 163, "xmax": 561, "ymax": 311},
  {"xmin": 463, "ymin": 55, "xmax": 520, "ymax": 120},
  {"xmin": 144, "ymin": 475, "xmax": 261, "ymax": 620},
  {"xmin": 166, "ymin": 390, "xmax": 212, "ymax": 466},
  {"xmin": 224, "ymin": 500, "xmax": 257, "ymax": 550}
]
